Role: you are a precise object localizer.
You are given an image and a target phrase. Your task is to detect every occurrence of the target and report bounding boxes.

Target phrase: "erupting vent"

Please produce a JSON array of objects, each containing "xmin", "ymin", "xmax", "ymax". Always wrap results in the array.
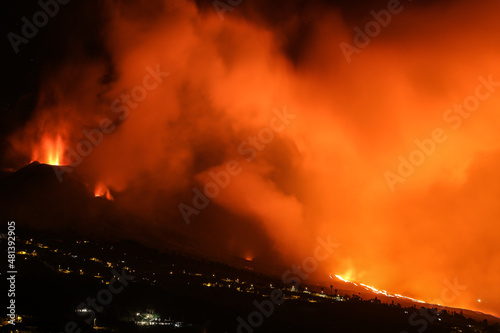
[{"xmin": 31, "ymin": 134, "xmax": 65, "ymax": 166}]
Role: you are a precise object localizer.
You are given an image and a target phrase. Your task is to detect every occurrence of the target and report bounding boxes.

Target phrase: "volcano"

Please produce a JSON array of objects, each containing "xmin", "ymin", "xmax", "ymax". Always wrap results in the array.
[
  {"xmin": 0, "ymin": 161, "xmax": 117, "ymax": 236},
  {"xmin": 3, "ymin": 0, "xmax": 500, "ymax": 327}
]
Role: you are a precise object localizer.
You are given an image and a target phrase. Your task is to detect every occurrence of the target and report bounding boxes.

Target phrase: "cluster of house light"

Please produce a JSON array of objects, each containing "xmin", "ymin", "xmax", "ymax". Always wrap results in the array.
[{"xmin": 134, "ymin": 313, "xmax": 184, "ymax": 328}]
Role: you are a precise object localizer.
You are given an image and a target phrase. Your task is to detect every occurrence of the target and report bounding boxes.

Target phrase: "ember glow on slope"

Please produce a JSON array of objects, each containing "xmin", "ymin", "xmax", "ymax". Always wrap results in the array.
[
  {"xmin": 333, "ymin": 274, "xmax": 425, "ymax": 304},
  {"xmin": 5, "ymin": 0, "xmax": 500, "ymax": 318}
]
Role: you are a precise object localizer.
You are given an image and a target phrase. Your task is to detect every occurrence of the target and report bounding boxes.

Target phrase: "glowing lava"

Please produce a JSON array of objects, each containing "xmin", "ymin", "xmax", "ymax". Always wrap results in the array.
[
  {"xmin": 333, "ymin": 274, "xmax": 425, "ymax": 304},
  {"xmin": 94, "ymin": 182, "xmax": 114, "ymax": 201},
  {"xmin": 31, "ymin": 134, "xmax": 65, "ymax": 166}
]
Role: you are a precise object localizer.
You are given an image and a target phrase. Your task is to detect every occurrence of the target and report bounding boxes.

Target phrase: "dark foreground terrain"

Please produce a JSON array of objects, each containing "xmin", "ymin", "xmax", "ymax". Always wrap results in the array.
[{"xmin": 1, "ymin": 231, "xmax": 499, "ymax": 333}]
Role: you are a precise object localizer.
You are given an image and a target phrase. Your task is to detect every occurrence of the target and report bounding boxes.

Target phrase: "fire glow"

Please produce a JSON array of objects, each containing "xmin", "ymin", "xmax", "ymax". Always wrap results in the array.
[
  {"xmin": 31, "ymin": 134, "xmax": 65, "ymax": 166},
  {"xmin": 334, "ymin": 274, "xmax": 425, "ymax": 304},
  {"xmin": 6, "ymin": 0, "xmax": 500, "ymax": 318},
  {"xmin": 94, "ymin": 183, "xmax": 114, "ymax": 201}
]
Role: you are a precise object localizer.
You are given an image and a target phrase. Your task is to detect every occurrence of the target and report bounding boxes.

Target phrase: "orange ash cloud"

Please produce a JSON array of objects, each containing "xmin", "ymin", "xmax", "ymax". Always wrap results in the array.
[{"xmin": 9, "ymin": 0, "xmax": 500, "ymax": 316}]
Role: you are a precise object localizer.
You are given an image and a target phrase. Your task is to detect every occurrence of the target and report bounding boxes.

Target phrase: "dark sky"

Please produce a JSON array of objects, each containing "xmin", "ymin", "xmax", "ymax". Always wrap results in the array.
[{"xmin": 0, "ymin": 0, "xmax": 452, "ymax": 169}]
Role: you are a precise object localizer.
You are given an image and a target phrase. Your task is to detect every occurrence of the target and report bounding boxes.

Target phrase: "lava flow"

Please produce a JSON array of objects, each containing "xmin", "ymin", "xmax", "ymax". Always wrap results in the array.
[{"xmin": 334, "ymin": 274, "xmax": 427, "ymax": 304}]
